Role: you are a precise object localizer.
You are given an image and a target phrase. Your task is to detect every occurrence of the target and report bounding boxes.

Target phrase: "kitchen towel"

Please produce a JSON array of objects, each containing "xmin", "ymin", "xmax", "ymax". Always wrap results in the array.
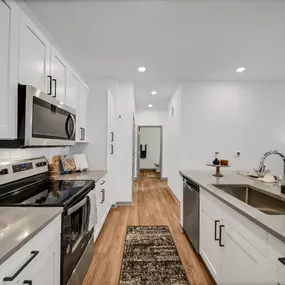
[
  {"xmin": 140, "ymin": 144, "xmax": 147, "ymax": 159},
  {"xmin": 87, "ymin": 189, "xmax": 97, "ymax": 231}
]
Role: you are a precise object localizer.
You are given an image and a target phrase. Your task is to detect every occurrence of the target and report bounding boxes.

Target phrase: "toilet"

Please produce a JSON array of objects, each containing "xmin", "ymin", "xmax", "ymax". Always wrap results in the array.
[{"xmin": 154, "ymin": 163, "xmax": 160, "ymax": 173}]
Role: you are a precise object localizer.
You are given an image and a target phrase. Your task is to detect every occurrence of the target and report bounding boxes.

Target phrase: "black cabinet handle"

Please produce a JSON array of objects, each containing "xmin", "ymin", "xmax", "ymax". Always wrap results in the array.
[
  {"xmin": 3, "ymin": 251, "xmax": 39, "ymax": 281},
  {"xmin": 83, "ymin": 128, "xmax": 86, "ymax": 140},
  {"xmin": 100, "ymin": 190, "xmax": 104, "ymax": 203},
  {"xmin": 80, "ymin": 128, "xmax": 83, "ymax": 140},
  {"xmin": 110, "ymin": 145, "xmax": 114, "ymax": 155},
  {"xmin": 103, "ymin": 189, "xmax": 105, "ymax": 202},
  {"xmin": 111, "ymin": 132, "xmax": 114, "ymax": 142},
  {"xmin": 100, "ymin": 180, "xmax": 105, "ymax": 185},
  {"xmin": 47, "ymin": 75, "xmax": 52, "ymax": 95},
  {"xmin": 219, "ymin": 225, "xmax": 225, "ymax": 247},
  {"xmin": 214, "ymin": 220, "xmax": 219, "ymax": 241},
  {"xmin": 278, "ymin": 257, "xmax": 285, "ymax": 266},
  {"xmin": 23, "ymin": 281, "xmax": 32, "ymax": 285},
  {"xmin": 52, "ymin": 78, "xmax": 57, "ymax": 97}
]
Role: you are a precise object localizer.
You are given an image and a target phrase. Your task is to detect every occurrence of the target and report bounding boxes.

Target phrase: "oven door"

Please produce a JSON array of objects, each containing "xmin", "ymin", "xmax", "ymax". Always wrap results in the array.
[
  {"xmin": 22, "ymin": 85, "xmax": 76, "ymax": 146},
  {"xmin": 62, "ymin": 196, "xmax": 93, "ymax": 285}
]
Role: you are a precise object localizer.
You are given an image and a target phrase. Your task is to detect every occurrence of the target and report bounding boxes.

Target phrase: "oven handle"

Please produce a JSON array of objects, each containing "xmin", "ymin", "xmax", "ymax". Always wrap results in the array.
[{"xmin": 67, "ymin": 197, "xmax": 88, "ymax": 215}]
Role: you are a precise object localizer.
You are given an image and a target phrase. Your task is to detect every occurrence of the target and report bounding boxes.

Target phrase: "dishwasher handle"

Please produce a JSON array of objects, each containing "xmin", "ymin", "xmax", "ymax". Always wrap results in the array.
[{"xmin": 184, "ymin": 178, "xmax": 199, "ymax": 192}]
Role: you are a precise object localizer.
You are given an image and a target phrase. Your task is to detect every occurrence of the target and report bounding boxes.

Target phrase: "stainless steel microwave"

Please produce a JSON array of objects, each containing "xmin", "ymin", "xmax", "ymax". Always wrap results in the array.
[{"xmin": 0, "ymin": 85, "xmax": 76, "ymax": 148}]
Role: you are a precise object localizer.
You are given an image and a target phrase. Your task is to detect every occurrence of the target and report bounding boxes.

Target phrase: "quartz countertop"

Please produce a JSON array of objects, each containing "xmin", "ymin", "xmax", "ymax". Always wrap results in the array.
[
  {"xmin": 180, "ymin": 170, "xmax": 285, "ymax": 242},
  {"xmin": 0, "ymin": 207, "xmax": 62, "ymax": 265},
  {"xmin": 55, "ymin": 170, "xmax": 107, "ymax": 182}
]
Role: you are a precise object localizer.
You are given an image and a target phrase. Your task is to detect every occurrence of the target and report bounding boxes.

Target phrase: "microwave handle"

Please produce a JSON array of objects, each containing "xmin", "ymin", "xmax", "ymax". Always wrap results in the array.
[{"xmin": 65, "ymin": 114, "xmax": 75, "ymax": 139}]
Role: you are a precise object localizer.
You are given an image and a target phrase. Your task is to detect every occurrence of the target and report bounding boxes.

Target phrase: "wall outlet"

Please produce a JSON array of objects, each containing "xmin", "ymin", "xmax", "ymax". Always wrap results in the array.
[{"xmin": 236, "ymin": 151, "xmax": 241, "ymax": 157}]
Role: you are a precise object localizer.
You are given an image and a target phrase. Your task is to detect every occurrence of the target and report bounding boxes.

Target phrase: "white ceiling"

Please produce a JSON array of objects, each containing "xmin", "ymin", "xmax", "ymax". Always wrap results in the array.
[{"xmin": 25, "ymin": 0, "xmax": 285, "ymax": 109}]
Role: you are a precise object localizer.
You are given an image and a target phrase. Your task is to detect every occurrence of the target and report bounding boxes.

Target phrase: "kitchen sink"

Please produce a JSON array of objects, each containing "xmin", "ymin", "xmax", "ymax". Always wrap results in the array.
[{"xmin": 212, "ymin": 184, "xmax": 285, "ymax": 215}]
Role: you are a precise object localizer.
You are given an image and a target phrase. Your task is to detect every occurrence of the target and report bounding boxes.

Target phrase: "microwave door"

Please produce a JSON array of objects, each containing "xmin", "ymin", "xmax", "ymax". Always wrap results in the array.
[{"xmin": 22, "ymin": 86, "xmax": 76, "ymax": 146}]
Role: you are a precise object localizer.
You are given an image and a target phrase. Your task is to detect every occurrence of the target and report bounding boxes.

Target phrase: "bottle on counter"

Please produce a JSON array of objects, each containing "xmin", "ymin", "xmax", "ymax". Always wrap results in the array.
[{"xmin": 213, "ymin": 152, "xmax": 220, "ymax": 165}]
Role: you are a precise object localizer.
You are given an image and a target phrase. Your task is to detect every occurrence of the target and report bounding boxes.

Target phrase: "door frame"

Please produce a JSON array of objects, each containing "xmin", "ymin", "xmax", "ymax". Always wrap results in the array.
[{"xmin": 137, "ymin": 125, "xmax": 163, "ymax": 179}]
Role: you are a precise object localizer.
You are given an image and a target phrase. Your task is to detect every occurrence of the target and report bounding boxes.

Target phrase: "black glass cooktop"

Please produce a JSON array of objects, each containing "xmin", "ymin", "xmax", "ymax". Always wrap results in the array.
[{"xmin": 0, "ymin": 177, "xmax": 95, "ymax": 208}]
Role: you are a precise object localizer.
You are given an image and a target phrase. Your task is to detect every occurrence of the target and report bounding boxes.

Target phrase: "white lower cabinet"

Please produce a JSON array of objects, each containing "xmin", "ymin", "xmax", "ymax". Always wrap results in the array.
[
  {"xmin": 200, "ymin": 189, "xmax": 281, "ymax": 285},
  {"xmin": 21, "ymin": 237, "xmax": 60, "ymax": 285},
  {"xmin": 0, "ymin": 216, "xmax": 61, "ymax": 285},
  {"xmin": 220, "ymin": 220, "xmax": 277, "ymax": 285},
  {"xmin": 200, "ymin": 205, "xmax": 222, "ymax": 282},
  {"xmin": 94, "ymin": 175, "xmax": 112, "ymax": 241}
]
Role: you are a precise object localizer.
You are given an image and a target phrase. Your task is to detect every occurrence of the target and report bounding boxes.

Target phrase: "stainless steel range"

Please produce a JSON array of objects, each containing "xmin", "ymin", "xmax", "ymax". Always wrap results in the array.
[{"xmin": 0, "ymin": 157, "xmax": 95, "ymax": 285}]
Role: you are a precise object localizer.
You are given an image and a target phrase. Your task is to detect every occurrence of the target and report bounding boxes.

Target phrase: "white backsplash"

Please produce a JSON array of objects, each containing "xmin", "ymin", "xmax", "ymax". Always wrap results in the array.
[{"xmin": 0, "ymin": 147, "xmax": 70, "ymax": 163}]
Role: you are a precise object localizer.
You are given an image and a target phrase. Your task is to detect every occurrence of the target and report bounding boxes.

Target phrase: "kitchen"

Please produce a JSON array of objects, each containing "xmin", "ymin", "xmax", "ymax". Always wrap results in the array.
[{"xmin": 1, "ymin": 0, "xmax": 285, "ymax": 285}]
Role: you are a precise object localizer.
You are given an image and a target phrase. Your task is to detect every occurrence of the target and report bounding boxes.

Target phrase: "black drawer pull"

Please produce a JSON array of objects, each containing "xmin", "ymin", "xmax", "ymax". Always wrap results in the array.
[
  {"xmin": 278, "ymin": 257, "xmax": 285, "ymax": 266},
  {"xmin": 47, "ymin": 75, "xmax": 52, "ymax": 95},
  {"xmin": 52, "ymin": 78, "xmax": 57, "ymax": 98},
  {"xmin": 100, "ymin": 180, "xmax": 105, "ymax": 185},
  {"xmin": 214, "ymin": 220, "xmax": 219, "ymax": 241},
  {"xmin": 23, "ymin": 281, "xmax": 32, "ymax": 285},
  {"xmin": 3, "ymin": 251, "xmax": 39, "ymax": 281},
  {"xmin": 100, "ymin": 190, "xmax": 104, "ymax": 203},
  {"xmin": 219, "ymin": 225, "xmax": 225, "ymax": 247}
]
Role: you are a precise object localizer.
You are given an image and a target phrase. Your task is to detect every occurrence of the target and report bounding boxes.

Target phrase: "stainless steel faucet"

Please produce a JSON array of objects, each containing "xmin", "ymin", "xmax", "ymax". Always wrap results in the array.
[{"xmin": 256, "ymin": 150, "xmax": 285, "ymax": 184}]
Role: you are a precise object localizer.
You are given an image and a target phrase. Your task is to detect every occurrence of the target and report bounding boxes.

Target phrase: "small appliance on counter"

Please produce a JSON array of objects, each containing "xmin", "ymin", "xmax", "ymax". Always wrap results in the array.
[{"xmin": 0, "ymin": 156, "xmax": 95, "ymax": 285}]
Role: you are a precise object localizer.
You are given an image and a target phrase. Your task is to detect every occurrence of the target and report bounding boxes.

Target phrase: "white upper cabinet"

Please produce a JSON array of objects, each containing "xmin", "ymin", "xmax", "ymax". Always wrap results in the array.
[
  {"xmin": 77, "ymin": 83, "xmax": 89, "ymax": 142},
  {"xmin": 18, "ymin": 11, "xmax": 50, "ymax": 92},
  {"xmin": 66, "ymin": 69, "xmax": 79, "ymax": 111},
  {"xmin": 50, "ymin": 46, "xmax": 67, "ymax": 102},
  {"xmin": 0, "ymin": 0, "xmax": 19, "ymax": 139}
]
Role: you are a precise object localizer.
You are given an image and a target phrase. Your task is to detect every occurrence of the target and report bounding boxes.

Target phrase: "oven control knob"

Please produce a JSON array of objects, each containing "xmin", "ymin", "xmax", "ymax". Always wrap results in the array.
[{"xmin": 0, "ymin": 168, "xmax": 8, "ymax": 175}]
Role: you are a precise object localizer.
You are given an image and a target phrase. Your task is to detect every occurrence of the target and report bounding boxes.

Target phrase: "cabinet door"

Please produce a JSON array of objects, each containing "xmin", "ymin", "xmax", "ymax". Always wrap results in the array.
[
  {"xmin": 66, "ymin": 69, "xmax": 79, "ymax": 110},
  {"xmin": 22, "ymin": 237, "xmax": 60, "ymax": 285},
  {"xmin": 200, "ymin": 206, "xmax": 222, "ymax": 283},
  {"xmin": 0, "ymin": 0, "xmax": 18, "ymax": 139},
  {"xmin": 19, "ymin": 11, "xmax": 50, "ymax": 92},
  {"xmin": 221, "ymin": 220, "xmax": 277, "ymax": 285},
  {"xmin": 77, "ymin": 83, "xmax": 88, "ymax": 142},
  {"xmin": 50, "ymin": 46, "xmax": 67, "ymax": 102}
]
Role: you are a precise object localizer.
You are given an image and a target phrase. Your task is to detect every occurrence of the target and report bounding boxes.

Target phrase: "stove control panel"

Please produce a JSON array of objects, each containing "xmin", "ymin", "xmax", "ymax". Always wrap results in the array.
[
  {"xmin": 36, "ymin": 161, "xmax": 47, "ymax": 168},
  {"xmin": 12, "ymin": 162, "xmax": 33, "ymax": 173},
  {"xmin": 0, "ymin": 168, "xmax": 8, "ymax": 175}
]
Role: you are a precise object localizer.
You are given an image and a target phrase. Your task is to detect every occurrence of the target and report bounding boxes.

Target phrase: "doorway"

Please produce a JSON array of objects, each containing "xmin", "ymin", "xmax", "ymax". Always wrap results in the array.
[{"xmin": 137, "ymin": 126, "xmax": 163, "ymax": 179}]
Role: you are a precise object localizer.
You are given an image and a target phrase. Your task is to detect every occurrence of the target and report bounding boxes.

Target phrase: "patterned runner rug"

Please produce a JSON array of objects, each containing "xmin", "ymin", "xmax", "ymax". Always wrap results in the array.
[{"xmin": 119, "ymin": 226, "xmax": 190, "ymax": 285}]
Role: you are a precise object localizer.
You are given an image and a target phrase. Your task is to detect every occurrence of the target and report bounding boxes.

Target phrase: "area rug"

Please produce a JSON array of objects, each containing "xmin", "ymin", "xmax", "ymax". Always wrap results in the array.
[{"xmin": 119, "ymin": 226, "xmax": 190, "ymax": 285}]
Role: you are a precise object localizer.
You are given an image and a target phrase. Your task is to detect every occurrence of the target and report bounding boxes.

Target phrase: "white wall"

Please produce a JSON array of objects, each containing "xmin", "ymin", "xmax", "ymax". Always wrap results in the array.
[
  {"xmin": 168, "ymin": 81, "xmax": 285, "ymax": 206},
  {"xmin": 167, "ymin": 86, "xmax": 183, "ymax": 201},
  {"xmin": 136, "ymin": 109, "xmax": 169, "ymax": 178},
  {"xmin": 0, "ymin": 147, "xmax": 69, "ymax": 162},
  {"xmin": 139, "ymin": 127, "xmax": 161, "ymax": 169}
]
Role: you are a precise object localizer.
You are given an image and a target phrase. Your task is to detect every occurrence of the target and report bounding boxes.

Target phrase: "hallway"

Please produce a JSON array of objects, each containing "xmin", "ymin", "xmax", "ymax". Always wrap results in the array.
[{"xmin": 83, "ymin": 171, "xmax": 214, "ymax": 285}]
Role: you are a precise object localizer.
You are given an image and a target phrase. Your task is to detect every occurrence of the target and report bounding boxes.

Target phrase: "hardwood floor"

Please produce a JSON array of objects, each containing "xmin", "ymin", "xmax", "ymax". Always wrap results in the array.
[{"xmin": 83, "ymin": 170, "xmax": 215, "ymax": 285}]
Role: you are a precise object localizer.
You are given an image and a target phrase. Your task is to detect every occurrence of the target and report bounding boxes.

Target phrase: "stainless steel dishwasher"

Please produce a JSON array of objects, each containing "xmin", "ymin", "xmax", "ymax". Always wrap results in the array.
[{"xmin": 183, "ymin": 177, "xmax": 200, "ymax": 253}]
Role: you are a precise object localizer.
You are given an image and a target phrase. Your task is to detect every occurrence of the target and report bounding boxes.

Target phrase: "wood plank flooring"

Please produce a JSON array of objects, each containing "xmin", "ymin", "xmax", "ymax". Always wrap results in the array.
[{"xmin": 83, "ymin": 171, "xmax": 215, "ymax": 285}]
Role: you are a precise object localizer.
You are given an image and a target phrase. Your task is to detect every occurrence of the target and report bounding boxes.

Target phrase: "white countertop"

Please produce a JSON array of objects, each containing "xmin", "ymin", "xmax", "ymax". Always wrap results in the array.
[
  {"xmin": 0, "ymin": 207, "xmax": 62, "ymax": 265},
  {"xmin": 180, "ymin": 170, "xmax": 285, "ymax": 242},
  {"xmin": 55, "ymin": 170, "xmax": 107, "ymax": 182}
]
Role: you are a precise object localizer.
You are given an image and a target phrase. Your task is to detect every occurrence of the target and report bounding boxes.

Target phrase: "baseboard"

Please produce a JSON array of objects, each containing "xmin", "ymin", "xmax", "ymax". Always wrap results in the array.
[
  {"xmin": 116, "ymin": 201, "xmax": 133, "ymax": 206},
  {"xmin": 140, "ymin": 168, "xmax": 156, "ymax": 171},
  {"xmin": 167, "ymin": 186, "xmax": 180, "ymax": 204}
]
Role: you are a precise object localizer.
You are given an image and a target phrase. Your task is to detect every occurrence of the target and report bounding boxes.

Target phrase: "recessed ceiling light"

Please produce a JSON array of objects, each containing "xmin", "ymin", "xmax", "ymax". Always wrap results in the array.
[
  {"xmin": 148, "ymin": 104, "xmax": 153, "ymax": 108},
  {"xmin": 151, "ymin": 90, "xmax": 157, "ymax": 95},
  {"xmin": 138, "ymin": 66, "xmax": 146, "ymax": 73},
  {"xmin": 236, "ymin": 67, "xmax": 246, "ymax": 73}
]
